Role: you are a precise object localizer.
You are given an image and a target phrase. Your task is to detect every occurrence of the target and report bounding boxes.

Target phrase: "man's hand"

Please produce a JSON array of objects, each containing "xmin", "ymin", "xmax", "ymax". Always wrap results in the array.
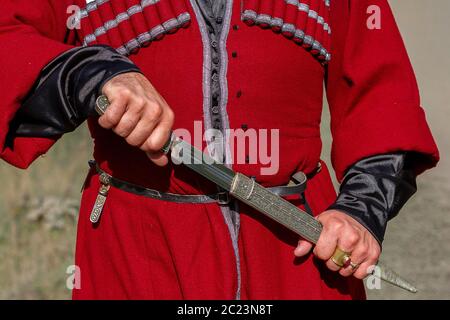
[
  {"xmin": 99, "ymin": 72, "xmax": 174, "ymax": 166},
  {"xmin": 294, "ymin": 210, "xmax": 381, "ymax": 279}
]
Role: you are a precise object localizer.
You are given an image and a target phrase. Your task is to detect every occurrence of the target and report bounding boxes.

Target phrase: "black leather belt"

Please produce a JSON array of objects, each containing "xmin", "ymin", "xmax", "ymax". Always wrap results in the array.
[{"xmin": 88, "ymin": 160, "xmax": 309, "ymax": 205}]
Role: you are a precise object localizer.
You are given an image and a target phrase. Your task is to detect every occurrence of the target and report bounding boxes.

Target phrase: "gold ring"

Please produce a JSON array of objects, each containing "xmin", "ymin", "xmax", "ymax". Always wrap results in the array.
[{"xmin": 331, "ymin": 247, "xmax": 352, "ymax": 268}]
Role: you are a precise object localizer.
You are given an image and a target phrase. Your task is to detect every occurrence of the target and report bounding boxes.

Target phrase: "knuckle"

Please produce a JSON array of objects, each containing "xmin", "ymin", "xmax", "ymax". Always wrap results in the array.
[
  {"xmin": 313, "ymin": 246, "xmax": 328, "ymax": 260},
  {"xmin": 165, "ymin": 109, "xmax": 175, "ymax": 123},
  {"xmin": 104, "ymin": 112, "xmax": 120, "ymax": 126},
  {"xmin": 372, "ymin": 246, "xmax": 381, "ymax": 257},
  {"xmin": 147, "ymin": 103, "xmax": 163, "ymax": 119},
  {"xmin": 133, "ymin": 98, "xmax": 146, "ymax": 110},
  {"xmin": 146, "ymin": 137, "xmax": 163, "ymax": 152},
  {"xmin": 139, "ymin": 144, "xmax": 149, "ymax": 152},
  {"xmin": 126, "ymin": 136, "xmax": 142, "ymax": 147},
  {"xmin": 347, "ymin": 232, "xmax": 361, "ymax": 245},
  {"xmin": 114, "ymin": 129, "xmax": 126, "ymax": 138},
  {"xmin": 358, "ymin": 244, "xmax": 370, "ymax": 257},
  {"xmin": 102, "ymin": 85, "xmax": 113, "ymax": 96},
  {"xmin": 98, "ymin": 118, "xmax": 110, "ymax": 129},
  {"xmin": 140, "ymin": 143, "xmax": 152, "ymax": 153},
  {"xmin": 339, "ymin": 269, "xmax": 351, "ymax": 277},
  {"xmin": 329, "ymin": 218, "xmax": 344, "ymax": 230},
  {"xmin": 368, "ymin": 254, "xmax": 379, "ymax": 265},
  {"xmin": 325, "ymin": 260, "xmax": 339, "ymax": 272},
  {"xmin": 353, "ymin": 271, "xmax": 367, "ymax": 280},
  {"xmin": 116, "ymin": 123, "xmax": 134, "ymax": 137},
  {"xmin": 118, "ymin": 87, "xmax": 132, "ymax": 97}
]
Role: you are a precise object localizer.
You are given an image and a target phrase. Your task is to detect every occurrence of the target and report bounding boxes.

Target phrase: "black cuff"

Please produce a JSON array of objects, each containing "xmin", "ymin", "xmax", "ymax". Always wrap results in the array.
[
  {"xmin": 8, "ymin": 45, "xmax": 141, "ymax": 139},
  {"xmin": 328, "ymin": 153, "xmax": 418, "ymax": 245}
]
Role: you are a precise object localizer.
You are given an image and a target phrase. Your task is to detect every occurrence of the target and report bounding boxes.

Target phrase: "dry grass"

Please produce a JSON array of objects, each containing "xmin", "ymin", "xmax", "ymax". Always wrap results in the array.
[{"xmin": 0, "ymin": 125, "xmax": 92, "ymax": 299}]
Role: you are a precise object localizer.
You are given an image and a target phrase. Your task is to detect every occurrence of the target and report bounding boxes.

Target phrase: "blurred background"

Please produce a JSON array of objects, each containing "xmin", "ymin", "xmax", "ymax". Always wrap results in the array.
[{"xmin": 0, "ymin": 0, "xmax": 449, "ymax": 299}]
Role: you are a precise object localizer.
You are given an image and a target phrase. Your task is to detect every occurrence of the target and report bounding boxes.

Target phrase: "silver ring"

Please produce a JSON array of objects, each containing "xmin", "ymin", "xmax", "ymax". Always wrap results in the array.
[{"xmin": 95, "ymin": 95, "xmax": 110, "ymax": 115}]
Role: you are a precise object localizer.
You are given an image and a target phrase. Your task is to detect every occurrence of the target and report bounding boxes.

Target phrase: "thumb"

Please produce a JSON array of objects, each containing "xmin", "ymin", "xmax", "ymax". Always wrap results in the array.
[{"xmin": 294, "ymin": 239, "xmax": 314, "ymax": 257}]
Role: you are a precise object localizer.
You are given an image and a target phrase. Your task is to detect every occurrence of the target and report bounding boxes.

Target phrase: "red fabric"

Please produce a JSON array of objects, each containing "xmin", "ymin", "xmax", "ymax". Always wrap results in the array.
[
  {"xmin": 98, "ymin": 2, "xmax": 124, "ymax": 49},
  {"xmin": 281, "ymin": 0, "xmax": 298, "ymax": 38},
  {"xmin": 243, "ymin": 0, "xmax": 332, "ymax": 62},
  {"xmin": 88, "ymin": 4, "xmax": 111, "ymax": 44},
  {"xmin": 0, "ymin": 0, "xmax": 438, "ymax": 300},
  {"xmin": 293, "ymin": 6, "xmax": 308, "ymax": 44},
  {"xmin": 110, "ymin": 0, "xmax": 137, "ymax": 47},
  {"xmin": 271, "ymin": 0, "xmax": 285, "ymax": 32},
  {"xmin": 257, "ymin": 0, "xmax": 273, "ymax": 29},
  {"xmin": 303, "ymin": 1, "xmax": 320, "ymax": 48},
  {"xmin": 79, "ymin": 6, "xmax": 98, "ymax": 45},
  {"xmin": 126, "ymin": 0, "xmax": 151, "ymax": 42},
  {"xmin": 326, "ymin": 0, "xmax": 439, "ymax": 181},
  {"xmin": 0, "ymin": 0, "xmax": 74, "ymax": 168},
  {"xmin": 155, "ymin": 0, "xmax": 177, "ymax": 34}
]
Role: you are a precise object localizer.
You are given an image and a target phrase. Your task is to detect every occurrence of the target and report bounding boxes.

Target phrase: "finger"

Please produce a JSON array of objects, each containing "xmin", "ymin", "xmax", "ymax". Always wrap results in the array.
[
  {"xmin": 143, "ymin": 122, "xmax": 171, "ymax": 167},
  {"xmin": 142, "ymin": 111, "xmax": 174, "ymax": 153},
  {"xmin": 325, "ymin": 259, "xmax": 342, "ymax": 272},
  {"xmin": 339, "ymin": 240, "xmax": 369, "ymax": 277},
  {"xmin": 353, "ymin": 259, "xmax": 377, "ymax": 280},
  {"xmin": 353, "ymin": 241, "xmax": 381, "ymax": 279},
  {"xmin": 125, "ymin": 119, "xmax": 156, "ymax": 147},
  {"xmin": 294, "ymin": 240, "xmax": 314, "ymax": 257},
  {"xmin": 313, "ymin": 223, "xmax": 339, "ymax": 261},
  {"xmin": 145, "ymin": 100, "xmax": 164, "ymax": 125},
  {"xmin": 113, "ymin": 110, "xmax": 141, "ymax": 138},
  {"xmin": 147, "ymin": 152, "xmax": 169, "ymax": 167},
  {"xmin": 328, "ymin": 229, "xmax": 360, "ymax": 276},
  {"xmin": 98, "ymin": 95, "xmax": 128, "ymax": 129},
  {"xmin": 336, "ymin": 228, "xmax": 360, "ymax": 254},
  {"xmin": 144, "ymin": 125, "xmax": 172, "ymax": 153}
]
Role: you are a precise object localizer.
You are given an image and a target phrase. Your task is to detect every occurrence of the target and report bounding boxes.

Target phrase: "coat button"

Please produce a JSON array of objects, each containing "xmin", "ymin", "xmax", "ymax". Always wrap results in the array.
[
  {"xmin": 241, "ymin": 124, "xmax": 248, "ymax": 131},
  {"xmin": 232, "ymin": 51, "xmax": 238, "ymax": 58},
  {"xmin": 233, "ymin": 25, "xmax": 239, "ymax": 31},
  {"xmin": 213, "ymin": 118, "xmax": 221, "ymax": 129},
  {"xmin": 236, "ymin": 90, "xmax": 242, "ymax": 98},
  {"xmin": 211, "ymin": 40, "xmax": 218, "ymax": 48},
  {"xmin": 212, "ymin": 106, "xmax": 219, "ymax": 114}
]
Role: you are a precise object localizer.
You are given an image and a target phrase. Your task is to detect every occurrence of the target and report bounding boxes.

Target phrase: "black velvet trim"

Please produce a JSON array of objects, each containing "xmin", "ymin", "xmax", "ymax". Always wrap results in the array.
[
  {"xmin": 328, "ymin": 153, "xmax": 418, "ymax": 245},
  {"xmin": 9, "ymin": 45, "xmax": 141, "ymax": 138}
]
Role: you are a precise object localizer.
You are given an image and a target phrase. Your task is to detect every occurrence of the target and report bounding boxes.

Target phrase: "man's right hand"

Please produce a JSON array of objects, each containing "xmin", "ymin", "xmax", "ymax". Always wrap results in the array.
[{"xmin": 99, "ymin": 72, "xmax": 175, "ymax": 166}]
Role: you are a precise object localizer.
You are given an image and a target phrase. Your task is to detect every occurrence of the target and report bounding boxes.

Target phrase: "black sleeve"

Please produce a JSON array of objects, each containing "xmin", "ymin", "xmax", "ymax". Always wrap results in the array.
[
  {"xmin": 8, "ymin": 45, "xmax": 141, "ymax": 139},
  {"xmin": 328, "ymin": 152, "xmax": 418, "ymax": 245}
]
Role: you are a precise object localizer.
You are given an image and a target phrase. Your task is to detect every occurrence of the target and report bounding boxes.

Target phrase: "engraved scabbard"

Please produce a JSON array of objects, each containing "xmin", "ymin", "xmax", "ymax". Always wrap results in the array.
[{"xmin": 229, "ymin": 173, "xmax": 322, "ymax": 243}]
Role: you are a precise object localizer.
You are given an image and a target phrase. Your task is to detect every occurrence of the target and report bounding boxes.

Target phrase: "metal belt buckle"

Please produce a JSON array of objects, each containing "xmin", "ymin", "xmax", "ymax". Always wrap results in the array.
[{"xmin": 217, "ymin": 191, "xmax": 231, "ymax": 205}]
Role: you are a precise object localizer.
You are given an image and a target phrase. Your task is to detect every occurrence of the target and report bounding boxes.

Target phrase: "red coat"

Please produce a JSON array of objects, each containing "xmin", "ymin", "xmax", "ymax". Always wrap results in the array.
[{"xmin": 0, "ymin": 0, "xmax": 439, "ymax": 299}]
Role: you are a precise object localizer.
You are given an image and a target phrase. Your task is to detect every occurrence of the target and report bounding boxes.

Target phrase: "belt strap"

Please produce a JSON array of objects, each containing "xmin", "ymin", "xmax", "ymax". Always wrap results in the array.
[{"xmin": 88, "ymin": 160, "xmax": 307, "ymax": 204}]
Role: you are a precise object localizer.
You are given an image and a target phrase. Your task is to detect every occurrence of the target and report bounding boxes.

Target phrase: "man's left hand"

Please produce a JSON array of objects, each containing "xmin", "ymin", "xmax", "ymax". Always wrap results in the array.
[{"xmin": 294, "ymin": 210, "xmax": 381, "ymax": 279}]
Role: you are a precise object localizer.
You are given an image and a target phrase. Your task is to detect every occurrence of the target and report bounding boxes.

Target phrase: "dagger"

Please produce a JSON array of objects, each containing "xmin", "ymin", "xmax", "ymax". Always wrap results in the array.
[{"xmin": 95, "ymin": 95, "xmax": 418, "ymax": 293}]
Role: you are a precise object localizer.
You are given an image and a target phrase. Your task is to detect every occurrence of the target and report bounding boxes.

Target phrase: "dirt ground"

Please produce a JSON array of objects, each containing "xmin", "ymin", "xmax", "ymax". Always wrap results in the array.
[{"xmin": 0, "ymin": 0, "xmax": 448, "ymax": 300}]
